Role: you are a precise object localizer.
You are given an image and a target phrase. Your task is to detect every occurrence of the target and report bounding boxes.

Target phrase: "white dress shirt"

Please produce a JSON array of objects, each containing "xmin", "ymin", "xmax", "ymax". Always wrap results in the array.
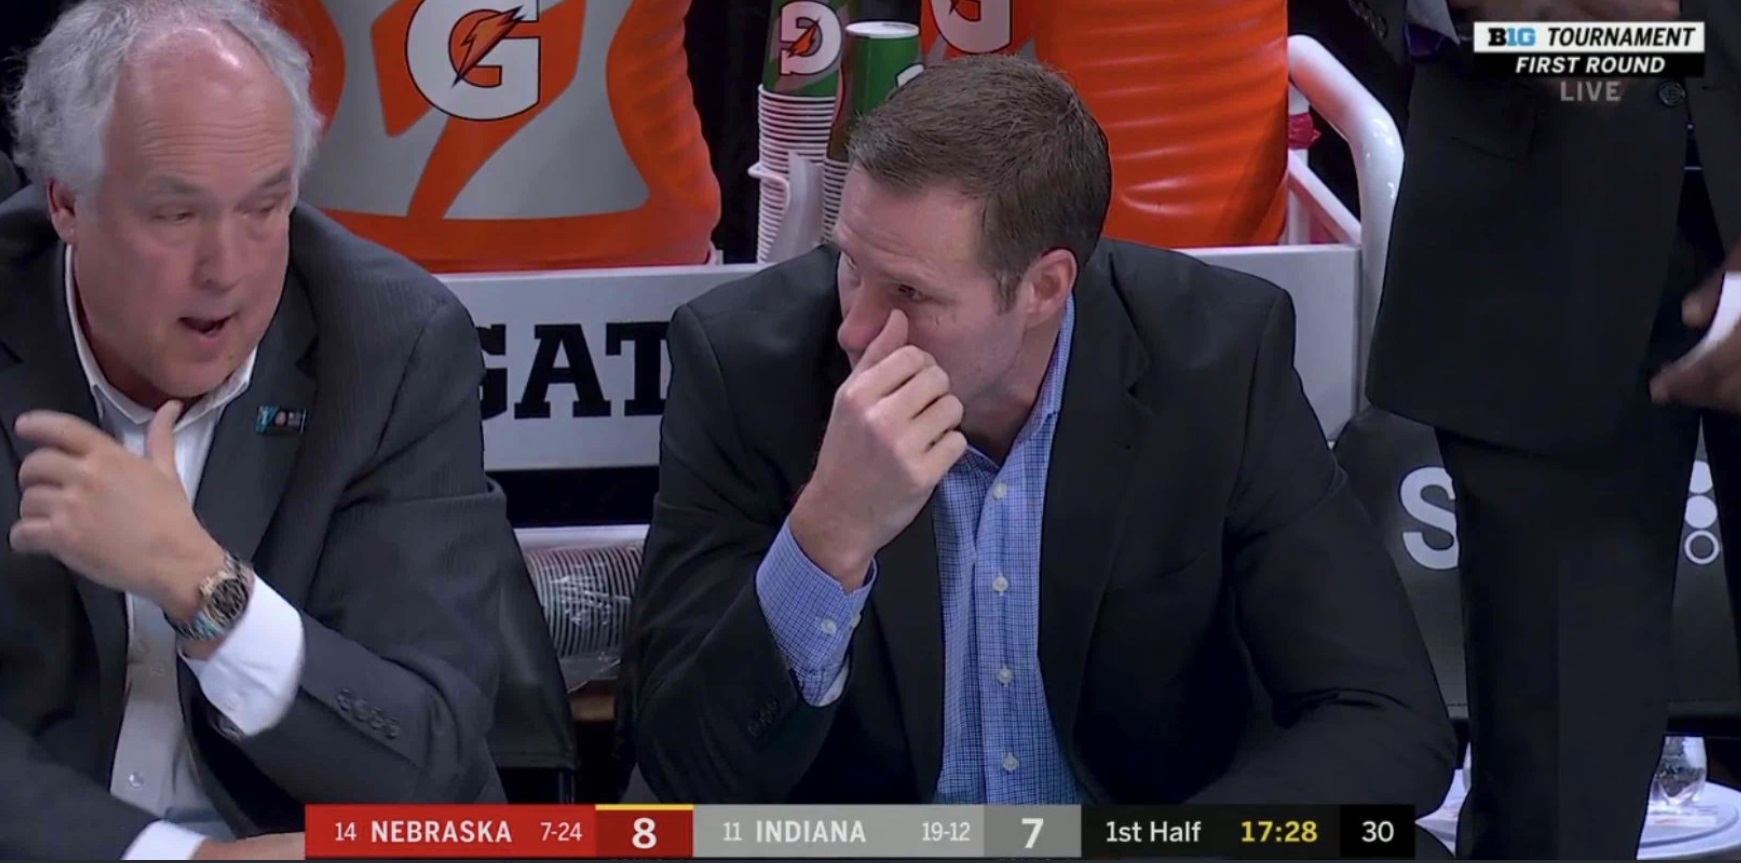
[{"xmin": 62, "ymin": 249, "xmax": 309, "ymax": 860}]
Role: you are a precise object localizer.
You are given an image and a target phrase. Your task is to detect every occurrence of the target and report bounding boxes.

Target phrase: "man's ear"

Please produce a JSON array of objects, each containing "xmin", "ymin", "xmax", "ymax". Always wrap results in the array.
[
  {"xmin": 1022, "ymin": 247, "xmax": 1078, "ymax": 323},
  {"xmin": 45, "ymin": 179, "xmax": 78, "ymax": 245}
]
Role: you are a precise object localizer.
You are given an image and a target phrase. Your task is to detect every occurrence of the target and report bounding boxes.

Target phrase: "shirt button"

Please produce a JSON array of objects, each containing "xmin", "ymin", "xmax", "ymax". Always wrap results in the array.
[
  {"xmin": 127, "ymin": 772, "xmax": 144, "ymax": 788},
  {"xmin": 992, "ymin": 482, "xmax": 1008, "ymax": 500},
  {"xmin": 848, "ymin": 612, "xmax": 862, "ymax": 628},
  {"xmin": 819, "ymin": 619, "xmax": 839, "ymax": 636},
  {"xmin": 992, "ymin": 574, "xmax": 1009, "ymax": 593},
  {"xmin": 1002, "ymin": 753, "xmax": 1020, "ymax": 772},
  {"xmin": 997, "ymin": 667, "xmax": 1013, "ymax": 685},
  {"xmin": 223, "ymin": 694, "xmax": 242, "ymax": 711}
]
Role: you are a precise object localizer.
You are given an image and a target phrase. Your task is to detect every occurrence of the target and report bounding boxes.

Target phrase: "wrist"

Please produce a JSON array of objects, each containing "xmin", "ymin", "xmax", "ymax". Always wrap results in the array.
[
  {"xmin": 157, "ymin": 536, "xmax": 227, "ymax": 624},
  {"xmin": 789, "ymin": 485, "xmax": 875, "ymax": 590}
]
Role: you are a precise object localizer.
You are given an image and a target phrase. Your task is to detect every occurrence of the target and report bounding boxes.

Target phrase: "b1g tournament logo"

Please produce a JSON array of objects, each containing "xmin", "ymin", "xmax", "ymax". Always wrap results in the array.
[
  {"xmin": 778, "ymin": 1, "xmax": 845, "ymax": 78},
  {"xmin": 1398, "ymin": 461, "xmax": 1722, "ymax": 570},
  {"xmin": 1470, "ymin": 20, "xmax": 1706, "ymax": 78},
  {"xmin": 930, "ymin": 0, "xmax": 1014, "ymax": 54}
]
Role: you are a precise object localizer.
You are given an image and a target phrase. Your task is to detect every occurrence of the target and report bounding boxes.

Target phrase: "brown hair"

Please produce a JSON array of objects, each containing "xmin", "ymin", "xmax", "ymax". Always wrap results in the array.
[{"xmin": 846, "ymin": 54, "xmax": 1112, "ymax": 306}]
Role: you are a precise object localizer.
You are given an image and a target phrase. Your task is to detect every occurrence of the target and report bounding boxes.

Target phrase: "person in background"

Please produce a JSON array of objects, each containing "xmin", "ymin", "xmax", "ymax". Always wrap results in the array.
[
  {"xmin": 0, "ymin": 0, "xmax": 518, "ymax": 857},
  {"xmin": 1359, "ymin": 0, "xmax": 1741, "ymax": 857},
  {"xmin": 621, "ymin": 54, "xmax": 1455, "ymax": 812}
]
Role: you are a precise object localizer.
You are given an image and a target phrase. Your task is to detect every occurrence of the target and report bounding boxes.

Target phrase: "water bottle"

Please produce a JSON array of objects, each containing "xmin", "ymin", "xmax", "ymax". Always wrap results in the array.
[{"xmin": 1651, "ymin": 736, "xmax": 1708, "ymax": 810}]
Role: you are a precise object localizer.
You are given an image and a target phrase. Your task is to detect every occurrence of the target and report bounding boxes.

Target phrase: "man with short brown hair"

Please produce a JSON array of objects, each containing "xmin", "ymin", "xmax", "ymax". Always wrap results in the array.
[{"xmin": 623, "ymin": 55, "xmax": 1456, "ymax": 809}]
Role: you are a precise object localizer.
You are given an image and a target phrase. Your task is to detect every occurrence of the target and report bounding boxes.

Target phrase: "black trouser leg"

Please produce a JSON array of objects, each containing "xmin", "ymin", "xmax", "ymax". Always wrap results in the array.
[{"xmin": 1440, "ymin": 172, "xmax": 1723, "ymax": 859}]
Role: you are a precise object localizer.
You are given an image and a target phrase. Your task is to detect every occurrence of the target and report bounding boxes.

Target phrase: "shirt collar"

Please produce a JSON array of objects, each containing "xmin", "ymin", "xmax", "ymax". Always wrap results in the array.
[{"xmin": 64, "ymin": 244, "xmax": 256, "ymax": 428}]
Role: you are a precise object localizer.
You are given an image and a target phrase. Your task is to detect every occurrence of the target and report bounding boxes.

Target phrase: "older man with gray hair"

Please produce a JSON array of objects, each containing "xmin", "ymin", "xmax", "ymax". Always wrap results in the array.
[{"xmin": 0, "ymin": 0, "xmax": 518, "ymax": 858}]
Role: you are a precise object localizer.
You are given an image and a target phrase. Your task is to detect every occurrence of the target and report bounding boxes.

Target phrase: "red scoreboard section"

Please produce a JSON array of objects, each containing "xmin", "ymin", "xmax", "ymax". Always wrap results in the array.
[
  {"xmin": 307, "ymin": 804, "xmax": 696, "ymax": 858},
  {"xmin": 305, "ymin": 803, "xmax": 1418, "ymax": 859}
]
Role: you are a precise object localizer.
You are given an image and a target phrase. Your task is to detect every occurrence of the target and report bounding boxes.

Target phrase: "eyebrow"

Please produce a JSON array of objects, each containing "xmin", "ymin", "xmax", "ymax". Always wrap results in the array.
[
  {"xmin": 143, "ymin": 167, "xmax": 294, "ymax": 198},
  {"xmin": 835, "ymin": 238, "xmax": 933, "ymax": 289},
  {"xmin": 250, "ymin": 168, "xmax": 294, "ymax": 193}
]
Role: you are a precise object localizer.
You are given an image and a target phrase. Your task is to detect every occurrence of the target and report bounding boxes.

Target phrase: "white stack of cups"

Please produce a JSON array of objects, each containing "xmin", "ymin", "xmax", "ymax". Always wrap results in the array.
[
  {"xmin": 753, "ymin": 0, "xmax": 853, "ymax": 262},
  {"xmin": 754, "ymin": 85, "xmax": 836, "ymax": 263}
]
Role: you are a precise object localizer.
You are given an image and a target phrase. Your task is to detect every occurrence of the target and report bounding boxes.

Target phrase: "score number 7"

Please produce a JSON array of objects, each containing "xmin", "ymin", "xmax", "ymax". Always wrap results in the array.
[{"xmin": 1021, "ymin": 818, "xmax": 1044, "ymax": 850}]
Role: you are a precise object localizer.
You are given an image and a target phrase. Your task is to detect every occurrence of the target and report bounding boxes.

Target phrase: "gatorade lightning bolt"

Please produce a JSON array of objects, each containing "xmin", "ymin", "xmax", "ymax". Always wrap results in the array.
[
  {"xmin": 919, "ymin": 0, "xmax": 1035, "ymax": 64},
  {"xmin": 274, "ymin": 0, "xmax": 721, "ymax": 273},
  {"xmin": 764, "ymin": 0, "xmax": 855, "ymax": 97}
]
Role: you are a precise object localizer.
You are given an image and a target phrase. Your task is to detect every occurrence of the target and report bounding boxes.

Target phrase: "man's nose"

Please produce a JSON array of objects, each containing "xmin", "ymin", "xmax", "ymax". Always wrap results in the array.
[
  {"xmin": 196, "ymin": 216, "xmax": 247, "ymax": 290},
  {"xmin": 837, "ymin": 290, "xmax": 888, "ymax": 359}
]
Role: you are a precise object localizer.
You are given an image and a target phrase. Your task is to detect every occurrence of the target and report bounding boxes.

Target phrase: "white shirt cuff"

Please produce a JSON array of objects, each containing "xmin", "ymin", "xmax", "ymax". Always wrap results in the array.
[
  {"xmin": 182, "ymin": 577, "xmax": 306, "ymax": 737},
  {"xmin": 122, "ymin": 820, "xmax": 210, "ymax": 860}
]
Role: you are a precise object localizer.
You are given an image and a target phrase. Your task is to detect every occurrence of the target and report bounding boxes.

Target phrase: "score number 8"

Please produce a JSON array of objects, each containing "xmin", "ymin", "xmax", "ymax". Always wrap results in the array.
[{"xmin": 633, "ymin": 817, "xmax": 659, "ymax": 850}]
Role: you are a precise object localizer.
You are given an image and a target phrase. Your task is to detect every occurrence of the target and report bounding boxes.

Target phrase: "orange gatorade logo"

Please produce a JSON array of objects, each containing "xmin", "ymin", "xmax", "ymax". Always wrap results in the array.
[
  {"xmin": 779, "ymin": 1, "xmax": 844, "ymax": 77},
  {"xmin": 930, "ymin": 0, "xmax": 1011, "ymax": 53},
  {"xmin": 449, "ymin": 9, "xmax": 527, "ymax": 87},
  {"xmin": 379, "ymin": 0, "xmax": 587, "ymax": 215},
  {"xmin": 279, "ymin": 0, "xmax": 719, "ymax": 271},
  {"xmin": 285, "ymin": 0, "xmax": 639, "ymax": 221},
  {"xmin": 405, "ymin": 1, "xmax": 546, "ymax": 121}
]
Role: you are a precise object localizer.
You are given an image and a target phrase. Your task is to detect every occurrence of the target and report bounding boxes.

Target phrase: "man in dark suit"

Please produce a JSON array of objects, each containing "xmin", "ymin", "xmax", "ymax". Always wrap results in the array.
[
  {"xmin": 622, "ymin": 55, "xmax": 1456, "ymax": 812},
  {"xmin": 0, "ymin": 1, "xmax": 515, "ymax": 858},
  {"xmin": 1360, "ymin": 0, "xmax": 1741, "ymax": 857}
]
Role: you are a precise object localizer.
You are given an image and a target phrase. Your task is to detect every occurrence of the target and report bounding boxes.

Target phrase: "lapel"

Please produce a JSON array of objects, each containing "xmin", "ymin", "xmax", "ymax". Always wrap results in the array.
[
  {"xmin": 0, "ymin": 237, "xmax": 127, "ymax": 728},
  {"xmin": 191, "ymin": 273, "xmax": 316, "ymax": 564},
  {"xmin": 179, "ymin": 274, "xmax": 314, "ymax": 837},
  {"xmin": 869, "ymin": 500, "xmax": 944, "ymax": 801},
  {"xmin": 1037, "ymin": 248, "xmax": 1155, "ymax": 797}
]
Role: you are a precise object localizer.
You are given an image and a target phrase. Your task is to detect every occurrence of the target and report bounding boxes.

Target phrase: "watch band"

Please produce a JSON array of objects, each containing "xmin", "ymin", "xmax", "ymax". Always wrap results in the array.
[{"xmin": 166, "ymin": 552, "xmax": 254, "ymax": 641}]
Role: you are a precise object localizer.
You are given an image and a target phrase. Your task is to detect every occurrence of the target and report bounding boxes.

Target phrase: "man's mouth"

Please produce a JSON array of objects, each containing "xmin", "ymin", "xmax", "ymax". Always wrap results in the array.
[{"xmin": 180, "ymin": 315, "xmax": 232, "ymax": 337}]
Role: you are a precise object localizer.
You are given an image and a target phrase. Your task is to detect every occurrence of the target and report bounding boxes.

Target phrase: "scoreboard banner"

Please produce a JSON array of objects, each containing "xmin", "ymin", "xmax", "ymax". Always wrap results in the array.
[{"xmin": 304, "ymin": 803, "xmax": 1417, "ymax": 859}]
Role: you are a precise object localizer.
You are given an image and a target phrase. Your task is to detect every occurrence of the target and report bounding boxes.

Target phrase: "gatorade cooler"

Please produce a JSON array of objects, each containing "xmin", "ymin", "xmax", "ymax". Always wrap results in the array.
[
  {"xmin": 1037, "ymin": 0, "xmax": 1289, "ymax": 249},
  {"xmin": 273, "ymin": 0, "xmax": 721, "ymax": 273}
]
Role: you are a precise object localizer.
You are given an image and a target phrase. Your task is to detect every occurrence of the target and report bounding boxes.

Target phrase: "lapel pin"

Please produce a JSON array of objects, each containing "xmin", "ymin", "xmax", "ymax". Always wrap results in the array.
[{"xmin": 255, "ymin": 406, "xmax": 307, "ymax": 436}]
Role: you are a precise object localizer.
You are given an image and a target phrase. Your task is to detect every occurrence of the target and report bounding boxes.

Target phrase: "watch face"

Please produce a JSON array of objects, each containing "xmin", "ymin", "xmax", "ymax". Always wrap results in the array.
[{"xmin": 209, "ymin": 572, "xmax": 250, "ymax": 623}]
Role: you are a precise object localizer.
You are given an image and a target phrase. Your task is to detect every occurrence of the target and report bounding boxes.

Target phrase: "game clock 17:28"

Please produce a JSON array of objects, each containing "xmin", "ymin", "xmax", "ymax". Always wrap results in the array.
[{"xmin": 1241, "ymin": 819, "xmax": 1320, "ymax": 845}]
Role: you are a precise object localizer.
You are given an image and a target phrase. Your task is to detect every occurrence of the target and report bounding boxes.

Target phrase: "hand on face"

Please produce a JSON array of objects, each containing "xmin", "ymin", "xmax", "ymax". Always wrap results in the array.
[
  {"xmin": 790, "ymin": 310, "xmax": 968, "ymax": 587},
  {"xmin": 10, "ymin": 401, "xmax": 224, "ymax": 615}
]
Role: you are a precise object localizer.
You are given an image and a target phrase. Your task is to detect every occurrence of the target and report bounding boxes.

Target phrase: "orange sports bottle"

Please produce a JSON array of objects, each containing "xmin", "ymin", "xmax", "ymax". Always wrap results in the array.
[{"xmin": 273, "ymin": 0, "xmax": 722, "ymax": 273}]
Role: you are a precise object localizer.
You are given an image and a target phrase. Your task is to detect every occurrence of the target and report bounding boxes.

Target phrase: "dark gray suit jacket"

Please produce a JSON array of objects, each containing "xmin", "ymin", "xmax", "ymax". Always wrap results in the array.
[
  {"xmin": 0, "ymin": 188, "xmax": 515, "ymax": 858},
  {"xmin": 623, "ymin": 243, "xmax": 1455, "ymax": 811},
  {"xmin": 1359, "ymin": 0, "xmax": 1741, "ymax": 452}
]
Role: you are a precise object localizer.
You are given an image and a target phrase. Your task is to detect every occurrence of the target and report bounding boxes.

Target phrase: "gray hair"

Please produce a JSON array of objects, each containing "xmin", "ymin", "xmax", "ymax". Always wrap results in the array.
[{"xmin": 7, "ymin": 0, "xmax": 324, "ymax": 194}]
